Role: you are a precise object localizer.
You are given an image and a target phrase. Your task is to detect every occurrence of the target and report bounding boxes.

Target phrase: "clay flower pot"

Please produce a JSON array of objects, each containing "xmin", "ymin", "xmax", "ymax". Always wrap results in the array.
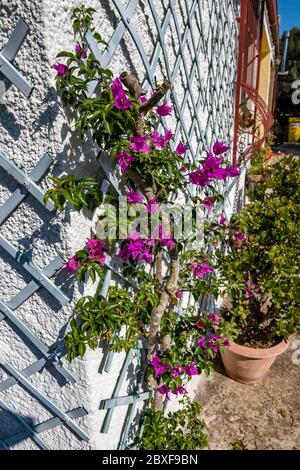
[
  {"xmin": 247, "ymin": 174, "xmax": 265, "ymax": 184},
  {"xmin": 220, "ymin": 339, "xmax": 289, "ymax": 384}
]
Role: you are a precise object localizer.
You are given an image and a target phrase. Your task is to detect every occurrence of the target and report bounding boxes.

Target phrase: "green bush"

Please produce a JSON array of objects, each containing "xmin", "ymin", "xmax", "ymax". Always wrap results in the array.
[
  {"xmin": 139, "ymin": 398, "xmax": 208, "ymax": 450},
  {"xmin": 219, "ymin": 154, "xmax": 300, "ymax": 345}
]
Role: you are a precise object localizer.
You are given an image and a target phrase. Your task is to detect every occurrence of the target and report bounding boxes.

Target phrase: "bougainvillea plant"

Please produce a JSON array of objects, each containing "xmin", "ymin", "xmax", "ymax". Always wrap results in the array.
[{"xmin": 46, "ymin": 6, "xmax": 240, "ymax": 416}]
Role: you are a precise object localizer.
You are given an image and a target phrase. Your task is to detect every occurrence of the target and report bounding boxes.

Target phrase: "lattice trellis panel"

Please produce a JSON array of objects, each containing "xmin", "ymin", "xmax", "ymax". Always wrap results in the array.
[{"xmin": 0, "ymin": 153, "xmax": 89, "ymax": 450}]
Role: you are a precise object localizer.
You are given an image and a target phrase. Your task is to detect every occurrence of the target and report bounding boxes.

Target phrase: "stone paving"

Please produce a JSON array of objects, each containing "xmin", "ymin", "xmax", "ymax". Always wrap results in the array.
[{"xmin": 195, "ymin": 339, "xmax": 300, "ymax": 450}]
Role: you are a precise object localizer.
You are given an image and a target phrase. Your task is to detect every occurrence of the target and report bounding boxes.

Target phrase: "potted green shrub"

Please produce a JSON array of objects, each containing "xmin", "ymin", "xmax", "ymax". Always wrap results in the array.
[{"xmin": 216, "ymin": 155, "xmax": 300, "ymax": 383}]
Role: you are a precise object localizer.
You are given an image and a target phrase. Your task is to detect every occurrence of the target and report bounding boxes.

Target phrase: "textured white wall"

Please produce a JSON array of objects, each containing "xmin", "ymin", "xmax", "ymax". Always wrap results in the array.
[{"xmin": 0, "ymin": 0, "xmax": 239, "ymax": 449}]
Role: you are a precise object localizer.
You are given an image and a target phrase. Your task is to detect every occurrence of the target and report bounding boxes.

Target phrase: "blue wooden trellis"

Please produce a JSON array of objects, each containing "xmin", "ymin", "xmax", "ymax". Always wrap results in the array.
[
  {"xmin": 0, "ymin": 150, "xmax": 89, "ymax": 449},
  {"xmin": 1, "ymin": 0, "xmax": 240, "ymax": 450},
  {"xmin": 0, "ymin": 19, "xmax": 33, "ymax": 100}
]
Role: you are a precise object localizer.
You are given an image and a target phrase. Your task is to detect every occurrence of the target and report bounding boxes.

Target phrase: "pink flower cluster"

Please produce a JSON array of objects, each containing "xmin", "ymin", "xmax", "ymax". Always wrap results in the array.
[
  {"xmin": 232, "ymin": 231, "xmax": 247, "ymax": 248},
  {"xmin": 219, "ymin": 214, "xmax": 227, "ymax": 226},
  {"xmin": 149, "ymin": 129, "xmax": 173, "ymax": 149},
  {"xmin": 67, "ymin": 238, "xmax": 106, "ymax": 272},
  {"xmin": 111, "ymin": 77, "xmax": 133, "ymax": 111},
  {"xmin": 116, "ymin": 151, "xmax": 135, "ymax": 172},
  {"xmin": 53, "ymin": 63, "xmax": 68, "ymax": 77},
  {"xmin": 196, "ymin": 333, "xmax": 228, "ymax": 351},
  {"xmin": 190, "ymin": 261, "xmax": 213, "ymax": 278},
  {"xmin": 156, "ymin": 385, "xmax": 187, "ymax": 398},
  {"xmin": 149, "ymin": 354, "xmax": 199, "ymax": 398},
  {"xmin": 176, "ymin": 142, "xmax": 188, "ymax": 156},
  {"xmin": 244, "ymin": 280, "xmax": 260, "ymax": 298},
  {"xmin": 117, "ymin": 231, "xmax": 154, "ymax": 264},
  {"xmin": 75, "ymin": 42, "xmax": 87, "ymax": 59},
  {"xmin": 155, "ymin": 225, "xmax": 175, "ymax": 248},
  {"xmin": 117, "ymin": 225, "xmax": 175, "ymax": 265},
  {"xmin": 195, "ymin": 313, "xmax": 230, "ymax": 351},
  {"xmin": 201, "ymin": 196, "xmax": 215, "ymax": 212},
  {"xmin": 146, "ymin": 197, "xmax": 161, "ymax": 213},
  {"xmin": 196, "ymin": 313, "xmax": 220, "ymax": 330},
  {"xmin": 130, "ymin": 135, "xmax": 150, "ymax": 153},
  {"xmin": 189, "ymin": 141, "xmax": 239, "ymax": 188},
  {"xmin": 156, "ymin": 101, "xmax": 173, "ymax": 117},
  {"xmin": 127, "ymin": 189, "xmax": 143, "ymax": 204}
]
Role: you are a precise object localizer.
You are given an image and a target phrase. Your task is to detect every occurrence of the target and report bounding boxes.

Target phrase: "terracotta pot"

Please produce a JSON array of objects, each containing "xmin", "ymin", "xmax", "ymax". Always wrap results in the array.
[
  {"xmin": 220, "ymin": 339, "xmax": 289, "ymax": 385},
  {"xmin": 247, "ymin": 174, "xmax": 265, "ymax": 184}
]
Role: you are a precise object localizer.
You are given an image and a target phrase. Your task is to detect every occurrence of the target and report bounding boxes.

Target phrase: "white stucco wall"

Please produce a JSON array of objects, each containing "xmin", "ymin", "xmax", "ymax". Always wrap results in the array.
[{"xmin": 0, "ymin": 0, "xmax": 239, "ymax": 449}]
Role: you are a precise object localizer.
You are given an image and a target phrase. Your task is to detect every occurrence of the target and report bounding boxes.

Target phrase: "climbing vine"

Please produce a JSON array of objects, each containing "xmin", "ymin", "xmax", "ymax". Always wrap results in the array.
[{"xmin": 46, "ymin": 5, "xmax": 240, "ymax": 431}]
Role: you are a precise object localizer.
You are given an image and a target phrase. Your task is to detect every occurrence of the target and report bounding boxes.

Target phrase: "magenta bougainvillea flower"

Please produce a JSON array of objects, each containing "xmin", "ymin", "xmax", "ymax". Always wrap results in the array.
[
  {"xmin": 208, "ymin": 313, "xmax": 220, "ymax": 325},
  {"xmin": 53, "ymin": 63, "xmax": 68, "ymax": 76},
  {"xmin": 156, "ymin": 384, "xmax": 187, "ymax": 398},
  {"xmin": 111, "ymin": 77, "xmax": 124, "ymax": 98},
  {"xmin": 201, "ymin": 196, "xmax": 215, "ymax": 212},
  {"xmin": 173, "ymin": 386, "xmax": 188, "ymax": 396},
  {"xmin": 190, "ymin": 262, "xmax": 213, "ymax": 278},
  {"xmin": 196, "ymin": 337, "xmax": 207, "ymax": 348},
  {"xmin": 225, "ymin": 166, "xmax": 240, "ymax": 177},
  {"xmin": 111, "ymin": 77, "xmax": 133, "ymax": 110},
  {"xmin": 172, "ymin": 365, "xmax": 182, "ymax": 377},
  {"xmin": 244, "ymin": 280, "xmax": 260, "ymax": 298},
  {"xmin": 164, "ymin": 129, "xmax": 173, "ymax": 142},
  {"xmin": 114, "ymin": 94, "xmax": 133, "ymax": 110},
  {"xmin": 175, "ymin": 290, "xmax": 183, "ymax": 299},
  {"xmin": 195, "ymin": 318, "xmax": 205, "ymax": 329},
  {"xmin": 139, "ymin": 95, "xmax": 147, "ymax": 104},
  {"xmin": 127, "ymin": 189, "xmax": 143, "ymax": 204},
  {"xmin": 212, "ymin": 140, "xmax": 230, "ymax": 155},
  {"xmin": 118, "ymin": 233, "xmax": 154, "ymax": 264},
  {"xmin": 67, "ymin": 239, "xmax": 106, "ymax": 274},
  {"xmin": 155, "ymin": 225, "xmax": 175, "ymax": 248},
  {"xmin": 75, "ymin": 42, "xmax": 87, "ymax": 59},
  {"xmin": 86, "ymin": 238, "xmax": 106, "ymax": 265},
  {"xmin": 156, "ymin": 385, "xmax": 171, "ymax": 399},
  {"xmin": 148, "ymin": 354, "xmax": 170, "ymax": 377},
  {"xmin": 184, "ymin": 363, "xmax": 199, "ymax": 376},
  {"xmin": 176, "ymin": 142, "xmax": 188, "ymax": 156},
  {"xmin": 219, "ymin": 214, "xmax": 227, "ymax": 225},
  {"xmin": 149, "ymin": 130, "xmax": 165, "ymax": 148},
  {"xmin": 130, "ymin": 135, "xmax": 150, "ymax": 153},
  {"xmin": 188, "ymin": 144, "xmax": 239, "ymax": 188},
  {"xmin": 156, "ymin": 101, "xmax": 173, "ymax": 116},
  {"xmin": 232, "ymin": 231, "xmax": 247, "ymax": 248},
  {"xmin": 67, "ymin": 255, "xmax": 81, "ymax": 272},
  {"xmin": 150, "ymin": 129, "xmax": 173, "ymax": 148},
  {"xmin": 188, "ymin": 167, "xmax": 209, "ymax": 187},
  {"xmin": 146, "ymin": 197, "xmax": 161, "ymax": 213},
  {"xmin": 115, "ymin": 151, "xmax": 135, "ymax": 172}
]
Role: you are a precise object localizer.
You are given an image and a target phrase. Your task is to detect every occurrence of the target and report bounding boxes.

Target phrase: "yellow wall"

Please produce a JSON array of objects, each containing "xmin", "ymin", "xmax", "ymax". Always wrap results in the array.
[{"xmin": 258, "ymin": 25, "xmax": 272, "ymax": 108}]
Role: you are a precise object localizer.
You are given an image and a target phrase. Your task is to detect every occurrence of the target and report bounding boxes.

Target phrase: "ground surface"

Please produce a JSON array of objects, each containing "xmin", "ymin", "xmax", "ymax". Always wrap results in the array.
[{"xmin": 195, "ymin": 339, "xmax": 300, "ymax": 450}]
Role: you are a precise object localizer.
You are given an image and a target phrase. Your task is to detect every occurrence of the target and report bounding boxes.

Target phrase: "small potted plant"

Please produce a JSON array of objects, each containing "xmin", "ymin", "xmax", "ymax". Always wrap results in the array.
[
  {"xmin": 238, "ymin": 98, "xmax": 255, "ymax": 130},
  {"xmin": 216, "ymin": 155, "xmax": 300, "ymax": 384}
]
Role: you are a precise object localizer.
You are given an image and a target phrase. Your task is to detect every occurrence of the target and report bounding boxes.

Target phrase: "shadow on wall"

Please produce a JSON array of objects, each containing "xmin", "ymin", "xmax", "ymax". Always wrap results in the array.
[
  {"xmin": 0, "ymin": 405, "xmax": 34, "ymax": 450},
  {"xmin": 0, "ymin": 104, "xmax": 22, "ymax": 140},
  {"xmin": 0, "ymin": 407, "xmax": 39, "ymax": 450},
  {"xmin": 30, "ymin": 87, "xmax": 60, "ymax": 137}
]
